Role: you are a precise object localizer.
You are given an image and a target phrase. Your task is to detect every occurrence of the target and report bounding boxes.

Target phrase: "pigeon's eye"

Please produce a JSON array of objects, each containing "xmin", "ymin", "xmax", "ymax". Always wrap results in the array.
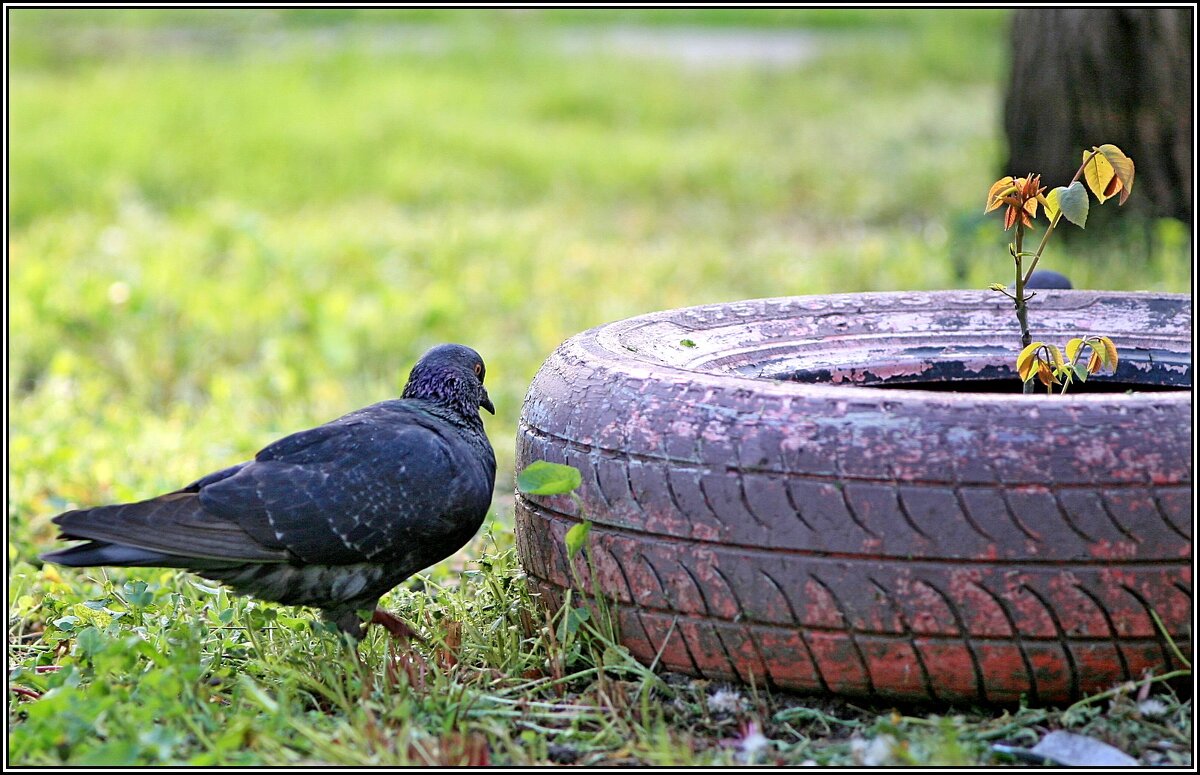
[{"xmin": 474, "ymin": 363, "xmax": 483, "ymax": 378}]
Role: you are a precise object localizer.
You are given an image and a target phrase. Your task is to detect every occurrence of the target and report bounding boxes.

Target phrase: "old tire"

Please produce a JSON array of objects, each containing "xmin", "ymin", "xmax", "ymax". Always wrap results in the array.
[{"xmin": 514, "ymin": 291, "xmax": 1192, "ymax": 704}]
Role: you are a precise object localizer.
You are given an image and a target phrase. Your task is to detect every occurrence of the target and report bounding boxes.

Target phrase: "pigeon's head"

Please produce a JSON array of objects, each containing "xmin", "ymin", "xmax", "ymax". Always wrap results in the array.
[{"xmin": 403, "ymin": 344, "xmax": 495, "ymax": 418}]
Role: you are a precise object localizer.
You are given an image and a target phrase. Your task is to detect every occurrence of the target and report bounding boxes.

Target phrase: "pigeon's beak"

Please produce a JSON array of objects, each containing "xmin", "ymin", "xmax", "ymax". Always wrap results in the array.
[{"xmin": 480, "ymin": 387, "xmax": 495, "ymax": 415}]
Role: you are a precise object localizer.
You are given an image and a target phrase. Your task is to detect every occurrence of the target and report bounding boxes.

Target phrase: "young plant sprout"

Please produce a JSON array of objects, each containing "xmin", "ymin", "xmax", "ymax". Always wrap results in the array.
[{"xmin": 985, "ymin": 144, "xmax": 1134, "ymax": 394}]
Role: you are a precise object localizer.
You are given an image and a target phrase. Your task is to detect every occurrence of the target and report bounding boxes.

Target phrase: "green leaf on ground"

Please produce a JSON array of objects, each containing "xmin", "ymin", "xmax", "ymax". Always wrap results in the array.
[{"xmin": 517, "ymin": 461, "xmax": 581, "ymax": 496}]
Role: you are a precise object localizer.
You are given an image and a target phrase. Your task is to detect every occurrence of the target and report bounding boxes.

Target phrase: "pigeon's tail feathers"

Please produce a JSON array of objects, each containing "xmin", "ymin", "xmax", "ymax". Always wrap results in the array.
[
  {"xmin": 41, "ymin": 541, "xmax": 195, "ymax": 568},
  {"xmin": 48, "ymin": 492, "xmax": 289, "ymax": 565}
]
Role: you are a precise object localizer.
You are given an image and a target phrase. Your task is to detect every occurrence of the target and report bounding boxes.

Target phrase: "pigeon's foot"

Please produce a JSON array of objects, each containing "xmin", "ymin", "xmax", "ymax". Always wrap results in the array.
[
  {"xmin": 370, "ymin": 609, "xmax": 431, "ymax": 689},
  {"xmin": 370, "ymin": 608, "xmax": 428, "ymax": 646}
]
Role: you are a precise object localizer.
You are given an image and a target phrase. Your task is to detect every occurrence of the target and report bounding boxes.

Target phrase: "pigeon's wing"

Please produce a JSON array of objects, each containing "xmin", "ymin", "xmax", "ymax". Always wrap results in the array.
[
  {"xmin": 184, "ymin": 461, "xmax": 252, "ymax": 491},
  {"xmin": 46, "ymin": 451, "xmax": 301, "ymax": 566},
  {"xmin": 198, "ymin": 405, "xmax": 492, "ymax": 566},
  {"xmin": 47, "ymin": 489, "xmax": 291, "ymax": 564}
]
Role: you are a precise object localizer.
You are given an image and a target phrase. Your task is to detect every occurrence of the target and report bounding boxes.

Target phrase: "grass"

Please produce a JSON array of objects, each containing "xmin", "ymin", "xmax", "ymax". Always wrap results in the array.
[{"xmin": 7, "ymin": 8, "xmax": 1192, "ymax": 766}]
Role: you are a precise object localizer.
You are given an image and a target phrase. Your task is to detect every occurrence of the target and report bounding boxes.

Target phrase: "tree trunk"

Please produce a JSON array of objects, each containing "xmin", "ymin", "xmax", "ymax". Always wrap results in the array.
[{"xmin": 1003, "ymin": 9, "xmax": 1192, "ymax": 224}]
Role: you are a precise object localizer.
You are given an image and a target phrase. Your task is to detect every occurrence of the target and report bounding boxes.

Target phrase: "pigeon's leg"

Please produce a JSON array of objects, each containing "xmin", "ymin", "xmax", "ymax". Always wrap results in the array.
[
  {"xmin": 330, "ymin": 609, "xmax": 369, "ymax": 641},
  {"xmin": 365, "ymin": 609, "xmax": 430, "ymax": 689},
  {"xmin": 370, "ymin": 608, "xmax": 428, "ymax": 646}
]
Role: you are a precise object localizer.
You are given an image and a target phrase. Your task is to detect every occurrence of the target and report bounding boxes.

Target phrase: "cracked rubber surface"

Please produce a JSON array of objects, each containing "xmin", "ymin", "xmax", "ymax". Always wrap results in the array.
[{"xmin": 515, "ymin": 291, "xmax": 1192, "ymax": 704}]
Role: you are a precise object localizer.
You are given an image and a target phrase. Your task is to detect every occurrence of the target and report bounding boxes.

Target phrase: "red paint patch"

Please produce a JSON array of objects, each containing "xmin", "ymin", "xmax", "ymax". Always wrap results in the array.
[
  {"xmin": 973, "ymin": 643, "xmax": 1033, "ymax": 704},
  {"xmin": 801, "ymin": 578, "xmax": 846, "ymax": 629},
  {"xmin": 948, "ymin": 569, "xmax": 1013, "ymax": 637},
  {"xmin": 753, "ymin": 629, "xmax": 823, "ymax": 690},
  {"xmin": 805, "ymin": 630, "xmax": 871, "ymax": 695},
  {"xmin": 913, "ymin": 639, "xmax": 980, "ymax": 702},
  {"xmin": 861, "ymin": 639, "xmax": 925, "ymax": 699}
]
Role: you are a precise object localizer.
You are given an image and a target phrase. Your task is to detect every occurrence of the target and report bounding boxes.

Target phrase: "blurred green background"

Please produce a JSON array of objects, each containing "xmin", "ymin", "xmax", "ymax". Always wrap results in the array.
[{"xmin": 8, "ymin": 9, "xmax": 1191, "ymax": 559}]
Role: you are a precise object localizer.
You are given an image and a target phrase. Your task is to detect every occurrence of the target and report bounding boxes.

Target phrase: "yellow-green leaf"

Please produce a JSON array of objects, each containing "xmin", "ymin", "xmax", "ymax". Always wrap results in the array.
[
  {"xmin": 1087, "ymin": 349, "xmax": 1104, "ymax": 375},
  {"xmin": 1098, "ymin": 335, "xmax": 1119, "ymax": 371},
  {"xmin": 1065, "ymin": 338, "xmax": 1085, "ymax": 363},
  {"xmin": 1083, "ymin": 149, "xmax": 1117, "ymax": 203},
  {"xmin": 1044, "ymin": 189, "xmax": 1061, "ymax": 222},
  {"xmin": 1047, "ymin": 181, "xmax": 1089, "ymax": 227},
  {"xmin": 1017, "ymin": 342, "xmax": 1043, "ymax": 382},
  {"xmin": 1096, "ymin": 144, "xmax": 1135, "ymax": 205},
  {"xmin": 1046, "ymin": 343, "xmax": 1065, "ymax": 370}
]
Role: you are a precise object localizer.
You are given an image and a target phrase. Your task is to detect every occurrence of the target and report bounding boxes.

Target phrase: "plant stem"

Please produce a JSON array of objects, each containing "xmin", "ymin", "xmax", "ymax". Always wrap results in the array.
[
  {"xmin": 1063, "ymin": 668, "xmax": 1193, "ymax": 717},
  {"xmin": 1023, "ymin": 212, "xmax": 1061, "ymax": 282},
  {"xmin": 1011, "ymin": 226, "xmax": 1035, "ymax": 395},
  {"xmin": 1061, "ymin": 345, "xmax": 1084, "ymax": 395},
  {"xmin": 1149, "ymin": 608, "xmax": 1192, "ymax": 670}
]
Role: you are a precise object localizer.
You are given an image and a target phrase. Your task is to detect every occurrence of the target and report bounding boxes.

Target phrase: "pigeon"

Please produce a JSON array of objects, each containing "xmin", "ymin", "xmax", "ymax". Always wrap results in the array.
[
  {"xmin": 41, "ymin": 343, "xmax": 497, "ymax": 641},
  {"xmin": 1013, "ymin": 269, "xmax": 1074, "ymax": 290}
]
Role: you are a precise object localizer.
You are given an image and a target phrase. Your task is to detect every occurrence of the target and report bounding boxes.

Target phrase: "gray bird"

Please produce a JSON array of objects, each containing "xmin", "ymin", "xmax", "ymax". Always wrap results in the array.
[
  {"xmin": 1013, "ymin": 269, "xmax": 1074, "ymax": 290},
  {"xmin": 41, "ymin": 343, "xmax": 496, "ymax": 641}
]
